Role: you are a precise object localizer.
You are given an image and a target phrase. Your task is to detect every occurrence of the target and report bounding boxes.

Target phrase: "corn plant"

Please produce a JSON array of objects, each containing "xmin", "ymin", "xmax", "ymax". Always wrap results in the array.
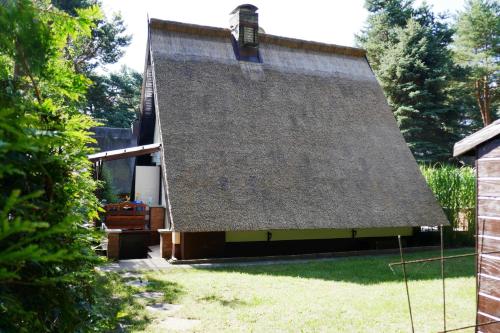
[{"xmin": 420, "ymin": 164, "xmax": 476, "ymax": 233}]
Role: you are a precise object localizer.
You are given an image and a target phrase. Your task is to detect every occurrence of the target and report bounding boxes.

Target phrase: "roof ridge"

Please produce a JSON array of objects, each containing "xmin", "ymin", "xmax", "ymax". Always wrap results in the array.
[{"xmin": 149, "ymin": 18, "xmax": 366, "ymax": 58}]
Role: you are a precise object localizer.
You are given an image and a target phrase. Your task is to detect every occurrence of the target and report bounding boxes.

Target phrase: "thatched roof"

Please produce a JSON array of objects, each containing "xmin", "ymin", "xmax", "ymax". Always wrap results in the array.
[
  {"xmin": 454, "ymin": 120, "xmax": 500, "ymax": 157},
  {"xmin": 146, "ymin": 18, "xmax": 447, "ymax": 232}
]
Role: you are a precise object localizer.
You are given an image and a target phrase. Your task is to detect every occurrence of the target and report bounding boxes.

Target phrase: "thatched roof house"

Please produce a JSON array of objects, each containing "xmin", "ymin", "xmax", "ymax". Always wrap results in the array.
[{"xmin": 135, "ymin": 5, "xmax": 447, "ymax": 259}]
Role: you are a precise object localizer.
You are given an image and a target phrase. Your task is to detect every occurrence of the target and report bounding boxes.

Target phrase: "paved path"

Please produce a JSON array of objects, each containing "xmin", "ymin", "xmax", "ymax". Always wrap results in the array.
[
  {"xmin": 99, "ymin": 256, "xmax": 344, "ymax": 272},
  {"xmin": 98, "ymin": 245, "xmax": 442, "ymax": 273},
  {"xmin": 148, "ymin": 245, "xmax": 162, "ymax": 258},
  {"xmin": 119, "ymin": 271, "xmax": 200, "ymax": 331},
  {"xmin": 99, "ymin": 258, "xmax": 174, "ymax": 272}
]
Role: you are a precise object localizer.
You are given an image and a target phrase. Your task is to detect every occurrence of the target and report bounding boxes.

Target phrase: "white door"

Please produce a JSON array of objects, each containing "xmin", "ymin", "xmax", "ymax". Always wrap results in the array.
[{"xmin": 135, "ymin": 165, "xmax": 160, "ymax": 206}]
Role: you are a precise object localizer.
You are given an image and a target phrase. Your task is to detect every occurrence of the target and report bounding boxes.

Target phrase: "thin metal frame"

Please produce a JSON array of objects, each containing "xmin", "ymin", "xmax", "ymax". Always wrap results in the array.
[{"xmin": 392, "ymin": 230, "xmax": 499, "ymax": 333}]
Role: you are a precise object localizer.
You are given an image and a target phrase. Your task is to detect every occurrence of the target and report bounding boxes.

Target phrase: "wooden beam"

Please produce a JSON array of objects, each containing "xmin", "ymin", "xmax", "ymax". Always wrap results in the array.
[{"xmin": 88, "ymin": 143, "xmax": 161, "ymax": 162}]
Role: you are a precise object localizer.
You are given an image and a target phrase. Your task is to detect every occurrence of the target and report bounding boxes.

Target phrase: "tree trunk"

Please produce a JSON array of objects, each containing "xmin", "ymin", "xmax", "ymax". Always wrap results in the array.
[{"xmin": 476, "ymin": 78, "xmax": 492, "ymax": 127}]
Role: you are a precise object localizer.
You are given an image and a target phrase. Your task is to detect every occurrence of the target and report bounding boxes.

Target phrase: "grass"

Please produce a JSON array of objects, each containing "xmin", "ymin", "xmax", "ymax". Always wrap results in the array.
[
  {"xmin": 86, "ymin": 272, "xmax": 149, "ymax": 332},
  {"xmin": 109, "ymin": 248, "xmax": 476, "ymax": 333}
]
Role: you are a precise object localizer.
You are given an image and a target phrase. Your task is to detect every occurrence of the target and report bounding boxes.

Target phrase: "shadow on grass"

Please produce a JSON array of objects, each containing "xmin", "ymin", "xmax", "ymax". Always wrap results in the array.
[
  {"xmin": 198, "ymin": 294, "xmax": 250, "ymax": 308},
  {"xmin": 197, "ymin": 248, "xmax": 475, "ymax": 284},
  {"xmin": 89, "ymin": 272, "xmax": 149, "ymax": 332},
  {"xmin": 89, "ymin": 273, "xmax": 185, "ymax": 332},
  {"xmin": 145, "ymin": 277, "xmax": 185, "ymax": 303}
]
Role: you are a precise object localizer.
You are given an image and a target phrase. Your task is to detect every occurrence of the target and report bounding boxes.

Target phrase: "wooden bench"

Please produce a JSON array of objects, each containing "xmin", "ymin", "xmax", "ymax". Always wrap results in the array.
[{"xmin": 104, "ymin": 202, "xmax": 148, "ymax": 230}]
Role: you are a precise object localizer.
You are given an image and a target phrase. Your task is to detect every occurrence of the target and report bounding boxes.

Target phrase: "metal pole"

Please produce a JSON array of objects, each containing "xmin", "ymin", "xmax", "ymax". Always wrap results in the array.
[
  {"xmin": 398, "ymin": 235, "xmax": 415, "ymax": 333},
  {"xmin": 388, "ymin": 250, "xmax": 500, "ymax": 267},
  {"xmin": 99, "ymin": 160, "xmax": 103, "ymax": 180},
  {"xmin": 474, "ymin": 152, "xmax": 479, "ymax": 331},
  {"xmin": 440, "ymin": 225, "xmax": 446, "ymax": 333},
  {"xmin": 437, "ymin": 320, "xmax": 500, "ymax": 333},
  {"xmin": 476, "ymin": 215, "xmax": 486, "ymax": 330}
]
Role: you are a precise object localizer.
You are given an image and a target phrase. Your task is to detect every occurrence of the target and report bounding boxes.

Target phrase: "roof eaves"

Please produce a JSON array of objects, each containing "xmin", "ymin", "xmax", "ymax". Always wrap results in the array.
[{"xmin": 453, "ymin": 120, "xmax": 500, "ymax": 157}]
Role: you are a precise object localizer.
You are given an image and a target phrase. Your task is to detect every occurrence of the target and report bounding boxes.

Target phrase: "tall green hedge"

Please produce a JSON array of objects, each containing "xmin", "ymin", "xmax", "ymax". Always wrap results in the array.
[{"xmin": 0, "ymin": 2, "xmax": 111, "ymax": 331}]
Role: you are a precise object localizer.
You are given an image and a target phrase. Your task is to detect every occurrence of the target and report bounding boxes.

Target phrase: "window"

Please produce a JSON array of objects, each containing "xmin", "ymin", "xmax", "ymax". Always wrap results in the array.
[{"xmin": 242, "ymin": 26, "xmax": 257, "ymax": 46}]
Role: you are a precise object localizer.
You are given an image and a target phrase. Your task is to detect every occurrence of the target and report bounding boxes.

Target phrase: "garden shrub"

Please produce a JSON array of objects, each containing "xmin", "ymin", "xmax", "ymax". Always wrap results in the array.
[{"xmin": 0, "ymin": 1, "xmax": 113, "ymax": 331}]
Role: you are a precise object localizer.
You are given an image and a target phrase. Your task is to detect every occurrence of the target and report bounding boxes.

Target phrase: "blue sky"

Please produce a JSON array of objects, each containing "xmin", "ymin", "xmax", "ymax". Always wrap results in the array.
[{"xmin": 102, "ymin": 0, "xmax": 466, "ymax": 72}]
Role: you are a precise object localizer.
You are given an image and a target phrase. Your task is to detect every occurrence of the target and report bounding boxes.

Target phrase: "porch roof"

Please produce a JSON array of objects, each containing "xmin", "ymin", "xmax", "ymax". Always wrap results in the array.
[{"xmin": 88, "ymin": 143, "xmax": 161, "ymax": 162}]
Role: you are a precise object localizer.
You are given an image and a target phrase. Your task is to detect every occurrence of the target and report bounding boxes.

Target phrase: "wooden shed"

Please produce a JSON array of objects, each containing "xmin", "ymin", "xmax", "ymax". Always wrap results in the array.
[{"xmin": 454, "ymin": 120, "xmax": 500, "ymax": 332}]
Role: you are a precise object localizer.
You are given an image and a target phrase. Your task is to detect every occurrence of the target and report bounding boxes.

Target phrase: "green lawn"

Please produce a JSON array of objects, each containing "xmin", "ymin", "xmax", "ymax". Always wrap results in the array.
[{"xmin": 112, "ymin": 248, "xmax": 476, "ymax": 333}]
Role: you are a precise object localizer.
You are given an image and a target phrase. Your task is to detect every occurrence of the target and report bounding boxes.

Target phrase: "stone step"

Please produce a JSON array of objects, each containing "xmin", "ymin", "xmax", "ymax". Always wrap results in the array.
[{"xmin": 147, "ymin": 245, "xmax": 161, "ymax": 259}]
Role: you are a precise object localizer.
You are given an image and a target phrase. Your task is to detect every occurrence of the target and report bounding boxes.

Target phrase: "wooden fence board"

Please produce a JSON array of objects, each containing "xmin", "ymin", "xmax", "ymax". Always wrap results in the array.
[
  {"xmin": 478, "ymin": 294, "xmax": 500, "ymax": 318},
  {"xmin": 478, "ymin": 198, "xmax": 500, "ymax": 217},
  {"xmin": 478, "ymin": 256, "xmax": 500, "ymax": 278},
  {"xmin": 476, "ymin": 314, "xmax": 500, "ymax": 333},
  {"xmin": 477, "ymin": 218, "xmax": 500, "ymax": 237},
  {"xmin": 478, "ymin": 276, "xmax": 500, "ymax": 299},
  {"xmin": 478, "ymin": 159, "xmax": 500, "ymax": 177},
  {"xmin": 477, "ymin": 237, "xmax": 500, "ymax": 253},
  {"xmin": 479, "ymin": 179, "xmax": 500, "ymax": 197}
]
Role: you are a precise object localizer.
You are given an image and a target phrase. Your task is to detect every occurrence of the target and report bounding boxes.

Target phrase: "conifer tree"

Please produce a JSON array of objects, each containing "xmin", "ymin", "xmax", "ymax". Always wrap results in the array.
[
  {"xmin": 358, "ymin": 1, "xmax": 460, "ymax": 162},
  {"xmin": 454, "ymin": 0, "xmax": 499, "ymax": 127},
  {"xmin": 86, "ymin": 66, "xmax": 143, "ymax": 128},
  {"xmin": 53, "ymin": 0, "xmax": 141, "ymax": 128},
  {"xmin": 0, "ymin": 1, "xmax": 106, "ymax": 330}
]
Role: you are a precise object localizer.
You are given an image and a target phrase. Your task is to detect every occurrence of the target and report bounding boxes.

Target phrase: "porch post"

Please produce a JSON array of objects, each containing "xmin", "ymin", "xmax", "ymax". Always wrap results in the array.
[
  {"xmin": 106, "ymin": 229, "xmax": 122, "ymax": 260},
  {"xmin": 158, "ymin": 229, "xmax": 173, "ymax": 259}
]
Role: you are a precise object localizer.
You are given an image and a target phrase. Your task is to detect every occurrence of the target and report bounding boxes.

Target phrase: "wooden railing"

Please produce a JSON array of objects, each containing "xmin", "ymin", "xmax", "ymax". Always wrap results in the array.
[{"xmin": 104, "ymin": 202, "xmax": 148, "ymax": 230}]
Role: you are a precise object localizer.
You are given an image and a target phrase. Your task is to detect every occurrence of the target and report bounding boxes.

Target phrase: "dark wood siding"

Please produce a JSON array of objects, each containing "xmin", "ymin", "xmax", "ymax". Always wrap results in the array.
[
  {"xmin": 477, "ymin": 139, "xmax": 500, "ymax": 158},
  {"xmin": 180, "ymin": 232, "xmax": 225, "ymax": 259},
  {"xmin": 476, "ymin": 139, "xmax": 500, "ymax": 331}
]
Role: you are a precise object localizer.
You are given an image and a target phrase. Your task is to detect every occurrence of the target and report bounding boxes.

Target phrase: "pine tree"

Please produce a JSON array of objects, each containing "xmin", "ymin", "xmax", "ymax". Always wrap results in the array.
[
  {"xmin": 454, "ymin": 0, "xmax": 499, "ymax": 127},
  {"xmin": 86, "ymin": 66, "xmax": 143, "ymax": 128},
  {"xmin": 357, "ymin": 1, "xmax": 460, "ymax": 162},
  {"xmin": 52, "ymin": 0, "xmax": 131, "ymax": 73},
  {"xmin": 358, "ymin": 0, "xmax": 414, "ymax": 71},
  {"xmin": 53, "ymin": 0, "xmax": 141, "ymax": 128}
]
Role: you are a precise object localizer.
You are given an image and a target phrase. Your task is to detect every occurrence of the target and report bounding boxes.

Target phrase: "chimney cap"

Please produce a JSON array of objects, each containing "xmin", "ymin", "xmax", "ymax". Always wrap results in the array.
[{"xmin": 230, "ymin": 4, "xmax": 258, "ymax": 15}]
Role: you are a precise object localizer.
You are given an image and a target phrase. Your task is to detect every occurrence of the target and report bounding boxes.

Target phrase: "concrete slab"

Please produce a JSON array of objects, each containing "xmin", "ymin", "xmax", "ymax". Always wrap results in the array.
[
  {"xmin": 148, "ymin": 245, "xmax": 162, "ymax": 259},
  {"xmin": 146, "ymin": 303, "xmax": 182, "ymax": 314},
  {"xmin": 125, "ymin": 279, "xmax": 149, "ymax": 287},
  {"xmin": 99, "ymin": 258, "xmax": 173, "ymax": 272},
  {"xmin": 121, "ymin": 272, "xmax": 142, "ymax": 279},
  {"xmin": 133, "ymin": 291, "xmax": 164, "ymax": 300}
]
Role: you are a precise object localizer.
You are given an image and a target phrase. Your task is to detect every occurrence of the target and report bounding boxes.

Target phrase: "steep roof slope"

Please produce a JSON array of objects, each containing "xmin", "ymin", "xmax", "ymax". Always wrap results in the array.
[{"xmin": 148, "ymin": 19, "xmax": 447, "ymax": 232}]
